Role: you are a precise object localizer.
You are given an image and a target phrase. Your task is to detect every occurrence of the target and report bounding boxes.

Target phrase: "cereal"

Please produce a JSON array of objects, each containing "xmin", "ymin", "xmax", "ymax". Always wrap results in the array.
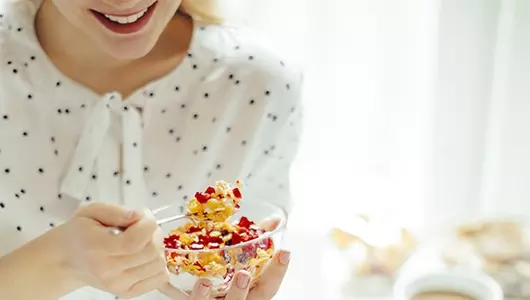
[
  {"xmin": 164, "ymin": 180, "xmax": 275, "ymax": 282},
  {"xmin": 186, "ymin": 180, "xmax": 243, "ymax": 222}
]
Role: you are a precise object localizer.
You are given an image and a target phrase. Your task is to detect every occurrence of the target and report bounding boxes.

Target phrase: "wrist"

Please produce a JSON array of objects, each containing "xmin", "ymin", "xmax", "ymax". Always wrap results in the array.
[
  {"xmin": 38, "ymin": 224, "xmax": 85, "ymax": 293},
  {"xmin": 0, "ymin": 224, "xmax": 85, "ymax": 299}
]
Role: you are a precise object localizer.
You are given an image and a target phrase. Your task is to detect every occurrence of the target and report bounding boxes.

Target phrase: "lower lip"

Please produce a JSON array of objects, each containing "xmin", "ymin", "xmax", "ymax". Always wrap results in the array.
[{"xmin": 91, "ymin": 2, "xmax": 157, "ymax": 35}]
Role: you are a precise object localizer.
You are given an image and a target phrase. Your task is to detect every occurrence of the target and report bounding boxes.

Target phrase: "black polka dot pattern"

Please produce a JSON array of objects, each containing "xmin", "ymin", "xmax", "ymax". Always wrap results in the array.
[{"xmin": 0, "ymin": 8, "xmax": 303, "ymax": 299}]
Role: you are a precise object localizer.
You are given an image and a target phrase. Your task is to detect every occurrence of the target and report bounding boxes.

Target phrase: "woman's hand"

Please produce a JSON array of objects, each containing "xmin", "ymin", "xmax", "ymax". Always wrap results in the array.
[
  {"xmin": 218, "ymin": 218, "xmax": 290, "ymax": 300},
  {"xmin": 58, "ymin": 202, "xmax": 190, "ymax": 299},
  {"xmin": 161, "ymin": 250, "xmax": 291, "ymax": 300},
  {"xmin": 223, "ymin": 250, "xmax": 291, "ymax": 300}
]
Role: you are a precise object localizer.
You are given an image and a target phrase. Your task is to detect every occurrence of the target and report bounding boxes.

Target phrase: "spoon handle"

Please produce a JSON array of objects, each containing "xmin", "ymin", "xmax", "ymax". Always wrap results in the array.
[
  {"xmin": 108, "ymin": 214, "xmax": 187, "ymax": 235},
  {"xmin": 156, "ymin": 214, "xmax": 188, "ymax": 226}
]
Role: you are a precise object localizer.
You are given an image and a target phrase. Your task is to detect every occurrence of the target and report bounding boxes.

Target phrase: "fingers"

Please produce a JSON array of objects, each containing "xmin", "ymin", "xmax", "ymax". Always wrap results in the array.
[
  {"xmin": 125, "ymin": 271, "xmax": 168, "ymax": 298},
  {"xmin": 96, "ymin": 211, "xmax": 158, "ymax": 255},
  {"xmin": 158, "ymin": 279, "xmax": 212, "ymax": 300},
  {"xmin": 111, "ymin": 255, "xmax": 168, "ymax": 297},
  {"xmin": 118, "ymin": 214, "xmax": 159, "ymax": 253},
  {"xmin": 224, "ymin": 271, "xmax": 251, "ymax": 300},
  {"xmin": 77, "ymin": 205, "xmax": 159, "ymax": 255},
  {"xmin": 158, "ymin": 282, "xmax": 190, "ymax": 300},
  {"xmin": 114, "ymin": 243, "xmax": 164, "ymax": 271},
  {"xmin": 75, "ymin": 202, "xmax": 141, "ymax": 227},
  {"xmin": 248, "ymin": 250, "xmax": 290, "ymax": 299},
  {"xmin": 189, "ymin": 279, "xmax": 213, "ymax": 300},
  {"xmin": 122, "ymin": 255, "xmax": 165, "ymax": 282}
]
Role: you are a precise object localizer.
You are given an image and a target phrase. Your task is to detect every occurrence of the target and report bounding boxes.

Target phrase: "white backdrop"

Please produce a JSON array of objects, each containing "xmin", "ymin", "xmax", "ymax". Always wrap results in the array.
[{"xmin": 228, "ymin": 0, "xmax": 530, "ymax": 236}]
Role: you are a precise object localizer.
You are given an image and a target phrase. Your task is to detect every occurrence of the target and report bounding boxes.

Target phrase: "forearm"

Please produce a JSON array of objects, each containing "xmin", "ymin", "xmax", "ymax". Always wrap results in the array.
[{"xmin": 0, "ymin": 226, "xmax": 83, "ymax": 299}]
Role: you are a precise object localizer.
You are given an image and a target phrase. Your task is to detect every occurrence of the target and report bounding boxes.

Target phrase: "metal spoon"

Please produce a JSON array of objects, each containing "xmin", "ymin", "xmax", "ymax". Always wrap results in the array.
[
  {"xmin": 48, "ymin": 194, "xmax": 189, "ymax": 235},
  {"xmin": 108, "ymin": 211, "xmax": 188, "ymax": 235}
]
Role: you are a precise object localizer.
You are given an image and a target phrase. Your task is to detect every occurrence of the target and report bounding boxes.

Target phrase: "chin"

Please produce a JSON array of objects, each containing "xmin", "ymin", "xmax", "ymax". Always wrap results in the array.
[
  {"xmin": 99, "ymin": 33, "xmax": 159, "ymax": 60},
  {"xmin": 105, "ymin": 42, "xmax": 157, "ymax": 61}
]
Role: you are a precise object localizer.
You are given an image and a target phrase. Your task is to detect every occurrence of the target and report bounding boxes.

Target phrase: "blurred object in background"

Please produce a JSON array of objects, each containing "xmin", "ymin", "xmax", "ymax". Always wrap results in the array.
[
  {"xmin": 438, "ymin": 217, "xmax": 530, "ymax": 298},
  {"xmin": 326, "ymin": 214, "xmax": 417, "ymax": 296},
  {"xmin": 226, "ymin": 0, "xmax": 530, "ymax": 298},
  {"xmin": 394, "ymin": 267, "xmax": 503, "ymax": 300}
]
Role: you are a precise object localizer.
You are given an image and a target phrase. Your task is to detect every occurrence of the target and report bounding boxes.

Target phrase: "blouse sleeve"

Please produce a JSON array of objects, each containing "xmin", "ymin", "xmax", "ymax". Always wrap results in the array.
[{"xmin": 241, "ymin": 66, "xmax": 304, "ymax": 214}]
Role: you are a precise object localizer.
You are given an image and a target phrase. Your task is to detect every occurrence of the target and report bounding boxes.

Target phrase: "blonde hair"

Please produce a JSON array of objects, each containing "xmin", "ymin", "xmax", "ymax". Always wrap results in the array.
[{"xmin": 179, "ymin": 0, "xmax": 223, "ymax": 23}]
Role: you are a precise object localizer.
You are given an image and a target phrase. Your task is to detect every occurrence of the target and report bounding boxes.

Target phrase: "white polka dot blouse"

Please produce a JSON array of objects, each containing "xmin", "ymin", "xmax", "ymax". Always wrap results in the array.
[{"xmin": 0, "ymin": 1, "xmax": 303, "ymax": 299}]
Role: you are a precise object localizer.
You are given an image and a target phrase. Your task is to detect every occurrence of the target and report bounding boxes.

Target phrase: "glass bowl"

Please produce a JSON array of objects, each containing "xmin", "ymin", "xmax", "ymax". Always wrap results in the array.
[{"xmin": 159, "ymin": 200, "xmax": 288, "ymax": 297}]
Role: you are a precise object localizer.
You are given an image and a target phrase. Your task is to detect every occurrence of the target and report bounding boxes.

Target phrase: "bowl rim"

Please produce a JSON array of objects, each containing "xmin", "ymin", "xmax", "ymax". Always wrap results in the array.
[
  {"xmin": 163, "ymin": 200, "xmax": 288, "ymax": 254},
  {"xmin": 393, "ymin": 269, "xmax": 504, "ymax": 300}
]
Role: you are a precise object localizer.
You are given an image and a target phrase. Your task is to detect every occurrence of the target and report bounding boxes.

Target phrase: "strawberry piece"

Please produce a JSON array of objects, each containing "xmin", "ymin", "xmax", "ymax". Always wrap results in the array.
[
  {"xmin": 187, "ymin": 226, "xmax": 201, "ymax": 233},
  {"xmin": 205, "ymin": 186, "xmax": 216, "ymax": 194},
  {"xmin": 198, "ymin": 235, "xmax": 223, "ymax": 246},
  {"xmin": 232, "ymin": 188, "xmax": 242, "ymax": 198},
  {"xmin": 163, "ymin": 235, "xmax": 179, "ymax": 248},
  {"xmin": 238, "ymin": 217, "xmax": 254, "ymax": 228},
  {"xmin": 231, "ymin": 232, "xmax": 244, "ymax": 245},
  {"xmin": 194, "ymin": 192, "xmax": 211, "ymax": 204}
]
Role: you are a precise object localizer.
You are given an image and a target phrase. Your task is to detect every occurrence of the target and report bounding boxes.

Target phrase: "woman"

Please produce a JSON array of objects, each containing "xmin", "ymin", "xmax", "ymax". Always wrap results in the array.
[{"xmin": 0, "ymin": 0, "xmax": 303, "ymax": 299}]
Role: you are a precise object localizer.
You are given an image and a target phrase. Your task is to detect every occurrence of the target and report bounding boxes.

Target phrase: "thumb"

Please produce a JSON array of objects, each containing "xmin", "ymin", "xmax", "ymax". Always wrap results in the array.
[
  {"xmin": 75, "ymin": 202, "xmax": 141, "ymax": 228},
  {"xmin": 259, "ymin": 218, "xmax": 281, "ymax": 232}
]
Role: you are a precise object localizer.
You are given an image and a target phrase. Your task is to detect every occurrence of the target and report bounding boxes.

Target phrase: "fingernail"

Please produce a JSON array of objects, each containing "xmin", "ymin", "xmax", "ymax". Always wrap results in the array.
[
  {"xmin": 124, "ymin": 210, "xmax": 137, "ymax": 219},
  {"xmin": 236, "ymin": 272, "xmax": 250, "ymax": 289},
  {"xmin": 197, "ymin": 280, "xmax": 211, "ymax": 296},
  {"xmin": 279, "ymin": 250, "xmax": 291, "ymax": 265}
]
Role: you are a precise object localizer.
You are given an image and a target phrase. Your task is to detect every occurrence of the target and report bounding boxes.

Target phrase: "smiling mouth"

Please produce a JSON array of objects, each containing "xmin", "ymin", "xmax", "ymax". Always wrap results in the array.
[
  {"xmin": 91, "ymin": 1, "xmax": 158, "ymax": 34},
  {"xmin": 102, "ymin": 8, "xmax": 150, "ymax": 24}
]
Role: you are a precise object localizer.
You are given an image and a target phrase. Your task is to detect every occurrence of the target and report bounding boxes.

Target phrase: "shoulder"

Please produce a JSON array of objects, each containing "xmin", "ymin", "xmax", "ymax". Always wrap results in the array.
[
  {"xmin": 191, "ymin": 22, "xmax": 304, "ymax": 108},
  {"xmin": 1, "ymin": 0, "xmax": 41, "ymax": 71},
  {"xmin": 0, "ymin": 0, "xmax": 38, "ymax": 37}
]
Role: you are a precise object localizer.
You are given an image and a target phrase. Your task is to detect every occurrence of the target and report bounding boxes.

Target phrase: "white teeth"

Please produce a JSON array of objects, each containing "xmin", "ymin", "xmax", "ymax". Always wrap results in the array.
[{"xmin": 104, "ymin": 8, "xmax": 147, "ymax": 24}]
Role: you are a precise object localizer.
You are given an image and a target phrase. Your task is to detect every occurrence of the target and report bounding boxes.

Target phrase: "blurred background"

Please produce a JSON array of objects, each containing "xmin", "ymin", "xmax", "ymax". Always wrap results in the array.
[{"xmin": 220, "ymin": 0, "xmax": 530, "ymax": 299}]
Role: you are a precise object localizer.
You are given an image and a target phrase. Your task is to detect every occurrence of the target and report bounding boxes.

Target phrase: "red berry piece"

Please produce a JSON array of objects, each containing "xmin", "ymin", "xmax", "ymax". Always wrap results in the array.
[
  {"xmin": 188, "ymin": 226, "xmax": 201, "ymax": 233},
  {"xmin": 231, "ymin": 232, "xmax": 244, "ymax": 245},
  {"xmin": 205, "ymin": 186, "xmax": 216, "ymax": 194},
  {"xmin": 163, "ymin": 235, "xmax": 179, "ymax": 248},
  {"xmin": 238, "ymin": 217, "xmax": 254, "ymax": 228},
  {"xmin": 195, "ymin": 192, "xmax": 211, "ymax": 203},
  {"xmin": 232, "ymin": 188, "xmax": 242, "ymax": 198}
]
